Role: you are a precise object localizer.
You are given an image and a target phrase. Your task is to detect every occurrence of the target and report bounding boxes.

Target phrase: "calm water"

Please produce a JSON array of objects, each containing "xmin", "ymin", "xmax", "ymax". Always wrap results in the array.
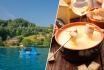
[{"xmin": 0, "ymin": 48, "xmax": 49, "ymax": 70}]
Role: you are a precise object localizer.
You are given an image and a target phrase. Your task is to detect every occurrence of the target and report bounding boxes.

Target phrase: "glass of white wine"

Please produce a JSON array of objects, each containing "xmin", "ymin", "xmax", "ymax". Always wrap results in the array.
[{"xmin": 71, "ymin": 0, "xmax": 89, "ymax": 21}]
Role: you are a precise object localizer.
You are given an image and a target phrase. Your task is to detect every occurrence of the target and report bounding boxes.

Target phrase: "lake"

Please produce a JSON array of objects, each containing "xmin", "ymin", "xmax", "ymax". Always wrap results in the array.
[{"xmin": 0, "ymin": 48, "xmax": 49, "ymax": 70}]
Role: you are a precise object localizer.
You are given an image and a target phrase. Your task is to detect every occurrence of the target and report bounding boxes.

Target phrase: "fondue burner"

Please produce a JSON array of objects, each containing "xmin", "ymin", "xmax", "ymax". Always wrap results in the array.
[{"xmin": 60, "ymin": 40, "xmax": 104, "ymax": 62}]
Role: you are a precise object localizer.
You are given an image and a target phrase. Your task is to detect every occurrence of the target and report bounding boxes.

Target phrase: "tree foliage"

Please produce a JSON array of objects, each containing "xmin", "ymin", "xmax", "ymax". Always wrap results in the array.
[{"xmin": 0, "ymin": 18, "xmax": 53, "ymax": 47}]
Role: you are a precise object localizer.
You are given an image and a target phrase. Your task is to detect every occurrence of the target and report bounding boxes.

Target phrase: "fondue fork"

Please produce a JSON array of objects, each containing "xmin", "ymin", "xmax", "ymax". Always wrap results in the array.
[
  {"xmin": 48, "ymin": 37, "xmax": 71, "ymax": 61},
  {"xmin": 49, "ymin": 29, "xmax": 78, "ymax": 61}
]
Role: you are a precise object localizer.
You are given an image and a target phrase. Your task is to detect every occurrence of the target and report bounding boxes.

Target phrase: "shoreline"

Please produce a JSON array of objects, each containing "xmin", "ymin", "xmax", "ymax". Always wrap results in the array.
[{"xmin": 0, "ymin": 46, "xmax": 49, "ymax": 48}]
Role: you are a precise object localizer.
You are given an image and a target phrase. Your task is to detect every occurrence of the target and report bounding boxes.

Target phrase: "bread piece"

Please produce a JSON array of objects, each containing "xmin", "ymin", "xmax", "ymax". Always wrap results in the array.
[
  {"xmin": 88, "ymin": 61, "xmax": 100, "ymax": 70},
  {"xmin": 92, "ymin": 8, "xmax": 104, "ymax": 20},
  {"xmin": 48, "ymin": 52, "xmax": 55, "ymax": 62},
  {"xmin": 85, "ymin": 24, "xmax": 94, "ymax": 34},
  {"xmin": 78, "ymin": 64, "xmax": 88, "ymax": 70},
  {"xmin": 70, "ymin": 31, "xmax": 77, "ymax": 38},
  {"xmin": 85, "ymin": 24, "xmax": 95, "ymax": 39}
]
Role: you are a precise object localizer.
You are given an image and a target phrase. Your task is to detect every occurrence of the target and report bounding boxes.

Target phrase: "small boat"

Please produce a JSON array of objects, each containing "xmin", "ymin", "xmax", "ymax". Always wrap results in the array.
[{"xmin": 19, "ymin": 47, "xmax": 38, "ymax": 55}]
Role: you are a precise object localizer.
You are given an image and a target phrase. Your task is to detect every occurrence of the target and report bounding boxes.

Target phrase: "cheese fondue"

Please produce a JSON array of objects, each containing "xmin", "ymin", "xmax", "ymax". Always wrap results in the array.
[{"xmin": 57, "ymin": 25, "xmax": 102, "ymax": 50}]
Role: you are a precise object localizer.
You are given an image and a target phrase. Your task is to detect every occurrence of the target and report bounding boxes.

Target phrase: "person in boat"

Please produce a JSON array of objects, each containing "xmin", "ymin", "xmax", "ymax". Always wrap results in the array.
[{"xmin": 24, "ymin": 48, "xmax": 32, "ymax": 52}]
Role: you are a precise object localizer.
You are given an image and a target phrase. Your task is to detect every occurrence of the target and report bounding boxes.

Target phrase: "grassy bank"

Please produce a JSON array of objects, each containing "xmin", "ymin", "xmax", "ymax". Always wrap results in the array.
[{"xmin": 0, "ymin": 18, "xmax": 53, "ymax": 48}]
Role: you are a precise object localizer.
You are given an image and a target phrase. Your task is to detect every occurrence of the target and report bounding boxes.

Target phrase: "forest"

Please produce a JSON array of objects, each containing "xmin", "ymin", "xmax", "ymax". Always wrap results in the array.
[{"xmin": 0, "ymin": 18, "xmax": 53, "ymax": 48}]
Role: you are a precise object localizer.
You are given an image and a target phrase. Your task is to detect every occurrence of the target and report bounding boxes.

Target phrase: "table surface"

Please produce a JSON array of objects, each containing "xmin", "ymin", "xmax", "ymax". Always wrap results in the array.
[{"xmin": 46, "ymin": 0, "xmax": 104, "ymax": 70}]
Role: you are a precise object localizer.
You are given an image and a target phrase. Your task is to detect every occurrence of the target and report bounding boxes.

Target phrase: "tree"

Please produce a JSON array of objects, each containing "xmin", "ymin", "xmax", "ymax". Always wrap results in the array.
[
  {"xmin": 0, "ymin": 37, "xmax": 4, "ymax": 46},
  {"xmin": 21, "ymin": 39, "xmax": 32, "ymax": 46},
  {"xmin": 0, "ymin": 18, "xmax": 53, "ymax": 47}
]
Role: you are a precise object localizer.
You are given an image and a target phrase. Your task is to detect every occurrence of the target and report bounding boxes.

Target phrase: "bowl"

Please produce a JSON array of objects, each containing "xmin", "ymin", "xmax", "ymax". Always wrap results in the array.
[
  {"xmin": 86, "ymin": 8, "xmax": 104, "ymax": 28},
  {"xmin": 55, "ymin": 22, "xmax": 104, "ymax": 50},
  {"xmin": 55, "ymin": 22, "xmax": 104, "ymax": 61}
]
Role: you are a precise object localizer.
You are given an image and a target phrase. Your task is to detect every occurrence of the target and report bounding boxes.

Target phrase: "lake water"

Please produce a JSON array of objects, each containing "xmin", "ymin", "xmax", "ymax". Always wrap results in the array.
[{"xmin": 0, "ymin": 48, "xmax": 49, "ymax": 70}]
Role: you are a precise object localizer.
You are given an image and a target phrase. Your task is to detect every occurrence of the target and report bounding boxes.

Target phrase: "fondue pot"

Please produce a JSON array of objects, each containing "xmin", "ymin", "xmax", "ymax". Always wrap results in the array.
[{"xmin": 55, "ymin": 22, "xmax": 104, "ymax": 62}]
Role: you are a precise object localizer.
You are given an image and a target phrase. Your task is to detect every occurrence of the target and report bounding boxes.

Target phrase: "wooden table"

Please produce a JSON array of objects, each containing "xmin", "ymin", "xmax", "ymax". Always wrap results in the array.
[{"xmin": 46, "ymin": 0, "xmax": 104, "ymax": 70}]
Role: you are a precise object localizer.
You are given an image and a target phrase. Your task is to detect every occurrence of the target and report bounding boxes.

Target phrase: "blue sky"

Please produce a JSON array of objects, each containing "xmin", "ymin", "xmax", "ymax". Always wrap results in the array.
[{"xmin": 0, "ymin": 0, "xmax": 59, "ymax": 26}]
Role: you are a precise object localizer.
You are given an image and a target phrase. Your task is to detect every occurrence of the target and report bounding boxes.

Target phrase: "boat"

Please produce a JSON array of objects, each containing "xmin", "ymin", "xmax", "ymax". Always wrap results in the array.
[{"xmin": 19, "ymin": 47, "xmax": 38, "ymax": 55}]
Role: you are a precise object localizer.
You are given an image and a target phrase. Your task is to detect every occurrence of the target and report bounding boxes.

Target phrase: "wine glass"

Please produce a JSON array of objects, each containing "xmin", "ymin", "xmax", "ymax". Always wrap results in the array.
[{"xmin": 71, "ymin": 0, "xmax": 89, "ymax": 21}]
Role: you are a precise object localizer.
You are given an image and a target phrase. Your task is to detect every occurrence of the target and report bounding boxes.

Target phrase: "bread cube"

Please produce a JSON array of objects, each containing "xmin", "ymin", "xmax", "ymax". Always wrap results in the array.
[
  {"xmin": 48, "ymin": 52, "xmax": 55, "ymax": 62},
  {"xmin": 88, "ymin": 61, "xmax": 100, "ymax": 70},
  {"xmin": 78, "ymin": 64, "xmax": 88, "ymax": 70}
]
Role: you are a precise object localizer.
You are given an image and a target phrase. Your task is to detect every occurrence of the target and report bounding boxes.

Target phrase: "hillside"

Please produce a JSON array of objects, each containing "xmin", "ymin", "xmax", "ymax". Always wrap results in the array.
[{"xmin": 0, "ymin": 18, "xmax": 53, "ymax": 47}]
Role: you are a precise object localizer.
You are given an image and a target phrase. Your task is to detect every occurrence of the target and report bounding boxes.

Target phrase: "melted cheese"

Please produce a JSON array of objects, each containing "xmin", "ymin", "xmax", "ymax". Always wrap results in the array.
[{"xmin": 58, "ymin": 25, "xmax": 102, "ymax": 50}]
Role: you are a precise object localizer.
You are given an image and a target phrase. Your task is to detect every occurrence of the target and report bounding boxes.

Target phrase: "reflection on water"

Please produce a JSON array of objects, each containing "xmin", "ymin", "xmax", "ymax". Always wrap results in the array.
[
  {"xmin": 19, "ymin": 53, "xmax": 36, "ymax": 58},
  {"xmin": 0, "ymin": 48, "xmax": 48, "ymax": 70}
]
